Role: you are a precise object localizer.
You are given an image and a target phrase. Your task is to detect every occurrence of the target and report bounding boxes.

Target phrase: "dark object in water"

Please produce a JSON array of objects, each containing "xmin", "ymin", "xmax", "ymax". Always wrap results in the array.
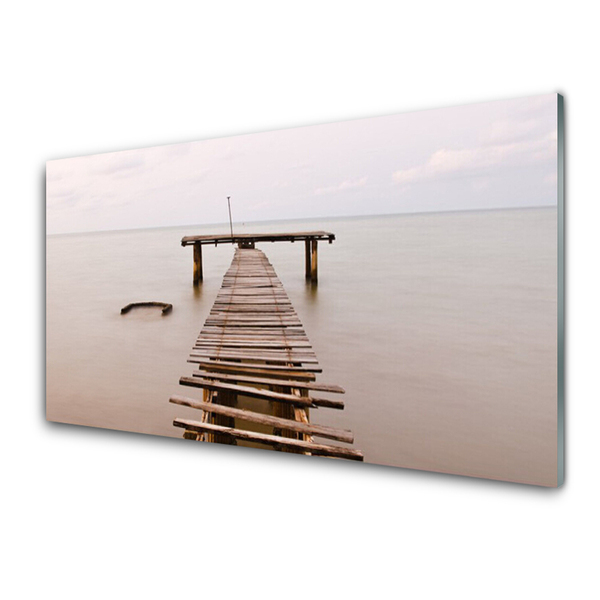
[{"xmin": 120, "ymin": 302, "xmax": 173, "ymax": 315}]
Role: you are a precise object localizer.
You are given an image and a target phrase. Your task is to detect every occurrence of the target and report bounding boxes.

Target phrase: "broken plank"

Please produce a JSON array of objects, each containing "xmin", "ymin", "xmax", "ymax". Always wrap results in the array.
[
  {"xmin": 180, "ymin": 377, "xmax": 343, "ymax": 409},
  {"xmin": 192, "ymin": 370, "xmax": 344, "ymax": 393},
  {"xmin": 189, "ymin": 350, "xmax": 318, "ymax": 363},
  {"xmin": 170, "ymin": 395, "xmax": 353, "ymax": 443},
  {"xmin": 187, "ymin": 358, "xmax": 322, "ymax": 373},
  {"xmin": 173, "ymin": 419, "xmax": 363, "ymax": 460},
  {"xmin": 194, "ymin": 340, "xmax": 313, "ymax": 349},
  {"xmin": 179, "ymin": 377, "xmax": 313, "ymax": 406},
  {"xmin": 191, "ymin": 361, "xmax": 317, "ymax": 380}
]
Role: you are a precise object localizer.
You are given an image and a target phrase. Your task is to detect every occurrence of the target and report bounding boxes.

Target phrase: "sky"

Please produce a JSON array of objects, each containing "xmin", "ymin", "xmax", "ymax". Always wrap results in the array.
[{"xmin": 46, "ymin": 94, "xmax": 558, "ymax": 235}]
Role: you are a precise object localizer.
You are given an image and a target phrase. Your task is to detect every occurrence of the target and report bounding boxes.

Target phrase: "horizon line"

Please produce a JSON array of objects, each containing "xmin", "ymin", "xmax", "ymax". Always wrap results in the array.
[{"xmin": 47, "ymin": 203, "xmax": 557, "ymax": 237}]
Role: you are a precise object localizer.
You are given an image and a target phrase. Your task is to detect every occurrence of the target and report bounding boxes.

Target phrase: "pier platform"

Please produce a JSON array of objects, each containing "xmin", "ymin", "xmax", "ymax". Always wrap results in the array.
[{"xmin": 181, "ymin": 231, "xmax": 335, "ymax": 283}]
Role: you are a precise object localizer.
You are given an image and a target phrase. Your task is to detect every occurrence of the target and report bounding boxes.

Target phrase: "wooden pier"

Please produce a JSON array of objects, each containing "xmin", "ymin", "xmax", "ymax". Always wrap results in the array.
[
  {"xmin": 170, "ymin": 246, "xmax": 363, "ymax": 461},
  {"xmin": 181, "ymin": 231, "xmax": 335, "ymax": 284}
]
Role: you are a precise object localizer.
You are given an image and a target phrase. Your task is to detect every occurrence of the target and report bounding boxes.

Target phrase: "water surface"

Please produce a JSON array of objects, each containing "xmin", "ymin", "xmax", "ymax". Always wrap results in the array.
[{"xmin": 47, "ymin": 208, "xmax": 557, "ymax": 485}]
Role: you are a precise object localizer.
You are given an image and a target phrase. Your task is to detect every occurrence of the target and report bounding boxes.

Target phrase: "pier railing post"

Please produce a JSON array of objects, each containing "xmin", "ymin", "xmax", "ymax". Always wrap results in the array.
[
  {"xmin": 311, "ymin": 239, "xmax": 318, "ymax": 282},
  {"xmin": 193, "ymin": 243, "xmax": 203, "ymax": 286}
]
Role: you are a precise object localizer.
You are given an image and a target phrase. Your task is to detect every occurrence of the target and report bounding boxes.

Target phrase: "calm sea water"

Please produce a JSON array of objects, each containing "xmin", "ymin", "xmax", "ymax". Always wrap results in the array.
[{"xmin": 46, "ymin": 208, "xmax": 558, "ymax": 485}]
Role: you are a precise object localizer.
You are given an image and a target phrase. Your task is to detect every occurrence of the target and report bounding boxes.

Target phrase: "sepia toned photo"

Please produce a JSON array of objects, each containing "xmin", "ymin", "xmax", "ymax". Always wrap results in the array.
[{"xmin": 46, "ymin": 93, "xmax": 563, "ymax": 486}]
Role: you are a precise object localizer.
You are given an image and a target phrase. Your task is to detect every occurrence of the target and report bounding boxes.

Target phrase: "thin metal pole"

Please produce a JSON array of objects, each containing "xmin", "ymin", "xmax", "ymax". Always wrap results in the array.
[{"xmin": 227, "ymin": 196, "xmax": 234, "ymax": 241}]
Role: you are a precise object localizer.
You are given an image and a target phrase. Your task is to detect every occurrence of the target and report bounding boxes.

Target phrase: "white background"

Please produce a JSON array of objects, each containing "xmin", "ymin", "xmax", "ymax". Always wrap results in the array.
[{"xmin": 2, "ymin": 2, "xmax": 598, "ymax": 599}]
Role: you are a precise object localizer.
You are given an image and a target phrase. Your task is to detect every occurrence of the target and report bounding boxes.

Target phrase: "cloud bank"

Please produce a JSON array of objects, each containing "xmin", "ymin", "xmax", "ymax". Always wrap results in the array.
[{"xmin": 47, "ymin": 94, "xmax": 559, "ymax": 234}]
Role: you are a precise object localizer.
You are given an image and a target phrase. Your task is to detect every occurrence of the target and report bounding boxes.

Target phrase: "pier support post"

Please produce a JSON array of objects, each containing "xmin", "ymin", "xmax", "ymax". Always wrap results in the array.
[
  {"xmin": 212, "ymin": 390, "xmax": 236, "ymax": 445},
  {"xmin": 193, "ymin": 243, "xmax": 203, "ymax": 286},
  {"xmin": 273, "ymin": 384, "xmax": 300, "ymax": 453},
  {"xmin": 305, "ymin": 239, "xmax": 311, "ymax": 279},
  {"xmin": 311, "ymin": 239, "xmax": 318, "ymax": 282}
]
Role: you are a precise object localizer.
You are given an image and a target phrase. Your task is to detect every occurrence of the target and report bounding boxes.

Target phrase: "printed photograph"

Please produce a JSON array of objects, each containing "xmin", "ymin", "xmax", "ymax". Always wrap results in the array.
[{"xmin": 46, "ymin": 93, "xmax": 562, "ymax": 486}]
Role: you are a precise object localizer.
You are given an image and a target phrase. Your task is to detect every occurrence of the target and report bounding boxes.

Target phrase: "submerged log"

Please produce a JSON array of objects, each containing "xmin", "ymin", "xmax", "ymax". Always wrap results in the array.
[{"xmin": 121, "ymin": 302, "xmax": 172, "ymax": 315}]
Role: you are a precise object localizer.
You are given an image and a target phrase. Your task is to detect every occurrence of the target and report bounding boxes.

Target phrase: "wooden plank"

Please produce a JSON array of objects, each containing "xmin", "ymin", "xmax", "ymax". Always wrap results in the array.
[
  {"xmin": 201, "ymin": 325, "xmax": 306, "ymax": 331},
  {"xmin": 205, "ymin": 316, "xmax": 302, "ymax": 323},
  {"xmin": 205, "ymin": 316, "xmax": 300, "ymax": 321},
  {"xmin": 210, "ymin": 308, "xmax": 297, "ymax": 314},
  {"xmin": 310, "ymin": 396, "xmax": 345, "ymax": 410},
  {"xmin": 212, "ymin": 303, "xmax": 295, "ymax": 308},
  {"xmin": 210, "ymin": 308, "xmax": 296, "ymax": 313},
  {"xmin": 190, "ymin": 356, "xmax": 318, "ymax": 366},
  {"xmin": 192, "ymin": 370, "xmax": 344, "ymax": 393},
  {"xmin": 214, "ymin": 299, "xmax": 290, "ymax": 304},
  {"xmin": 203, "ymin": 322, "xmax": 303, "ymax": 328},
  {"xmin": 216, "ymin": 294, "xmax": 288, "ymax": 299},
  {"xmin": 191, "ymin": 361, "xmax": 317, "ymax": 380},
  {"xmin": 194, "ymin": 340, "xmax": 312, "ymax": 349},
  {"xmin": 173, "ymin": 419, "xmax": 362, "ymax": 460},
  {"xmin": 180, "ymin": 376, "xmax": 344, "ymax": 409},
  {"xmin": 220, "ymin": 283, "xmax": 280, "ymax": 288},
  {"xmin": 179, "ymin": 377, "xmax": 313, "ymax": 406},
  {"xmin": 190, "ymin": 349, "xmax": 318, "ymax": 362},
  {"xmin": 206, "ymin": 312, "xmax": 299, "ymax": 319},
  {"xmin": 193, "ymin": 344, "xmax": 315, "ymax": 354},
  {"xmin": 190, "ymin": 355, "xmax": 318, "ymax": 366},
  {"xmin": 199, "ymin": 337, "xmax": 309, "ymax": 343},
  {"xmin": 201, "ymin": 327, "xmax": 308, "ymax": 335},
  {"xmin": 212, "ymin": 303, "xmax": 294, "ymax": 308},
  {"xmin": 216, "ymin": 290, "xmax": 288, "ymax": 296},
  {"xmin": 170, "ymin": 395, "xmax": 353, "ymax": 443},
  {"xmin": 222, "ymin": 276, "xmax": 279, "ymax": 280},
  {"xmin": 187, "ymin": 358, "xmax": 322, "ymax": 373}
]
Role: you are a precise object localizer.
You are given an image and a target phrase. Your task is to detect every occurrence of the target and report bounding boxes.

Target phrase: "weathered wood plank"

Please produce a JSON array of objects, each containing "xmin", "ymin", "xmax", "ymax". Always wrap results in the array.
[
  {"xmin": 170, "ymin": 395, "xmax": 353, "ymax": 442},
  {"xmin": 187, "ymin": 358, "xmax": 323, "ymax": 373},
  {"xmin": 199, "ymin": 338, "xmax": 310, "ymax": 343},
  {"xmin": 180, "ymin": 377, "xmax": 344, "ymax": 409},
  {"xmin": 206, "ymin": 319, "xmax": 304, "ymax": 329},
  {"xmin": 210, "ymin": 308, "xmax": 297, "ymax": 314},
  {"xmin": 192, "ymin": 370, "xmax": 344, "ymax": 393},
  {"xmin": 191, "ymin": 361, "xmax": 317, "ymax": 380},
  {"xmin": 179, "ymin": 377, "xmax": 313, "ymax": 406},
  {"xmin": 189, "ymin": 350, "xmax": 318, "ymax": 363},
  {"xmin": 201, "ymin": 327, "xmax": 308, "ymax": 336},
  {"xmin": 173, "ymin": 419, "xmax": 362, "ymax": 460},
  {"xmin": 192, "ymin": 344, "xmax": 315, "ymax": 354},
  {"xmin": 216, "ymin": 291, "xmax": 288, "ymax": 296},
  {"xmin": 194, "ymin": 340, "xmax": 312, "ymax": 349}
]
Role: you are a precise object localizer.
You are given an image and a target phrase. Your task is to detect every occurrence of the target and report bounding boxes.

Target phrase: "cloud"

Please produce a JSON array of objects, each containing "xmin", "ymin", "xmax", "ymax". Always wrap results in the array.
[
  {"xmin": 485, "ymin": 118, "xmax": 540, "ymax": 144},
  {"xmin": 163, "ymin": 143, "xmax": 192, "ymax": 157},
  {"xmin": 95, "ymin": 153, "xmax": 146, "ymax": 176},
  {"xmin": 289, "ymin": 161, "xmax": 312, "ymax": 172},
  {"xmin": 392, "ymin": 132, "xmax": 556, "ymax": 185},
  {"xmin": 219, "ymin": 146, "xmax": 246, "ymax": 161},
  {"xmin": 315, "ymin": 176, "xmax": 368, "ymax": 196}
]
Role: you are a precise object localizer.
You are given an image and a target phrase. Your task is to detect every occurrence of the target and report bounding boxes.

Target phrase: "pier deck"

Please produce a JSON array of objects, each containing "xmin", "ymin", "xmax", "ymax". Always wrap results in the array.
[{"xmin": 170, "ymin": 247, "xmax": 363, "ymax": 461}]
